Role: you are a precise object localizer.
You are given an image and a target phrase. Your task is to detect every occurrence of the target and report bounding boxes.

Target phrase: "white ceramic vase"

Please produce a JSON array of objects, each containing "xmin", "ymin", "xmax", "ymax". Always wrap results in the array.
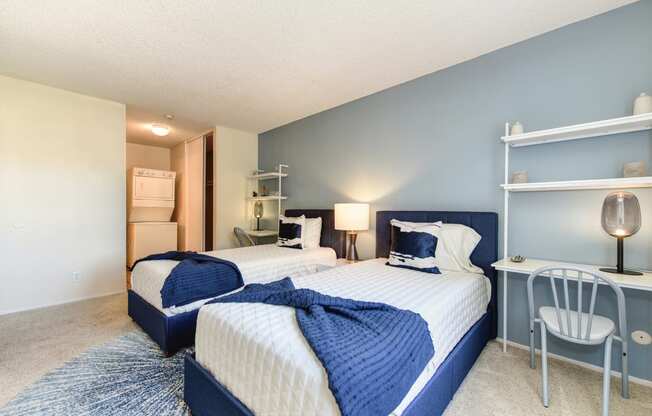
[
  {"xmin": 510, "ymin": 122, "xmax": 524, "ymax": 135},
  {"xmin": 633, "ymin": 93, "xmax": 652, "ymax": 115},
  {"xmin": 624, "ymin": 161, "xmax": 646, "ymax": 178}
]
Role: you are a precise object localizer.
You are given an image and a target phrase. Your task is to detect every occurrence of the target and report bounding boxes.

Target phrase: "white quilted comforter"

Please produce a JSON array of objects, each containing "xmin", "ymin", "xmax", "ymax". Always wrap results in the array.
[
  {"xmin": 130, "ymin": 244, "xmax": 336, "ymax": 315},
  {"xmin": 196, "ymin": 258, "xmax": 491, "ymax": 416}
]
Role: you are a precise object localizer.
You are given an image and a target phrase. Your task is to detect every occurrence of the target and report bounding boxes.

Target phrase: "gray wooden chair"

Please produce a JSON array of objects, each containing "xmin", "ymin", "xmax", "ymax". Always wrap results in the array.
[
  {"xmin": 526, "ymin": 266, "xmax": 628, "ymax": 416},
  {"xmin": 233, "ymin": 227, "xmax": 255, "ymax": 247}
]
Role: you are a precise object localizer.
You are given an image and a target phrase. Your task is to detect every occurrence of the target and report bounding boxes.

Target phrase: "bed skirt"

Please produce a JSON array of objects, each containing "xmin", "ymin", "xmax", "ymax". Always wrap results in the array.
[
  {"xmin": 184, "ymin": 310, "xmax": 492, "ymax": 415},
  {"xmin": 127, "ymin": 290, "xmax": 198, "ymax": 356}
]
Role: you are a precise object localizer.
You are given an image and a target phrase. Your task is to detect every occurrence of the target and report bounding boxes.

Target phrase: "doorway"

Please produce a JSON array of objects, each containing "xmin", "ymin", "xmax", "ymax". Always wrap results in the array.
[{"xmin": 204, "ymin": 132, "xmax": 214, "ymax": 251}]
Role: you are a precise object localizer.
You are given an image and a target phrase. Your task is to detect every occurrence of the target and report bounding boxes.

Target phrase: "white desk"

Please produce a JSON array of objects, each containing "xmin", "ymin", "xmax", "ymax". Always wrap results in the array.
[{"xmin": 492, "ymin": 257, "xmax": 652, "ymax": 352}]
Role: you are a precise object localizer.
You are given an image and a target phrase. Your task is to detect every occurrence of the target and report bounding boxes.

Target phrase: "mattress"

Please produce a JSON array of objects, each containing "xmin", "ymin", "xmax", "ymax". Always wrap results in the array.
[
  {"xmin": 195, "ymin": 258, "xmax": 491, "ymax": 416},
  {"xmin": 130, "ymin": 244, "xmax": 336, "ymax": 316}
]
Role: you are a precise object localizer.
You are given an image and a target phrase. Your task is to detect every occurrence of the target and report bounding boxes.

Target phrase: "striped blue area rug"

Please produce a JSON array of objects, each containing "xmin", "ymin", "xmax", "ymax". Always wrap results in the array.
[{"xmin": 0, "ymin": 331, "xmax": 190, "ymax": 416}]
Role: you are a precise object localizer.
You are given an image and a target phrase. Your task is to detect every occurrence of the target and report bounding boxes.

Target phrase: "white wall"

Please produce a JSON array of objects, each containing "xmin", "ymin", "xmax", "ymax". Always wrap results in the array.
[
  {"xmin": 126, "ymin": 142, "xmax": 170, "ymax": 171},
  {"xmin": 214, "ymin": 126, "xmax": 258, "ymax": 249},
  {"xmin": 0, "ymin": 75, "xmax": 126, "ymax": 314}
]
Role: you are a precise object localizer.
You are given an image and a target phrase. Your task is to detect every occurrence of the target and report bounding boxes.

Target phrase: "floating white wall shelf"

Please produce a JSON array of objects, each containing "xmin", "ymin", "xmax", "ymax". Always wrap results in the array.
[
  {"xmin": 501, "ymin": 176, "xmax": 652, "ymax": 192},
  {"xmin": 247, "ymin": 195, "xmax": 288, "ymax": 201},
  {"xmin": 247, "ymin": 172, "xmax": 288, "ymax": 180},
  {"xmin": 501, "ymin": 113, "xmax": 652, "ymax": 147}
]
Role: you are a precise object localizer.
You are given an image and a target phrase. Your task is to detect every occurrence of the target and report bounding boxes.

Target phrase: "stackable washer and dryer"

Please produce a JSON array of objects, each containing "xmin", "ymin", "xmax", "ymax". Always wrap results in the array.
[{"xmin": 127, "ymin": 167, "xmax": 178, "ymax": 268}]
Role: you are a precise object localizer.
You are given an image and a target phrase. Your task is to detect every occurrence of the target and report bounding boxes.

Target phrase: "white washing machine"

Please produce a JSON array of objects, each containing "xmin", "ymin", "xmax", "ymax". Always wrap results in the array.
[{"xmin": 127, "ymin": 168, "xmax": 178, "ymax": 268}]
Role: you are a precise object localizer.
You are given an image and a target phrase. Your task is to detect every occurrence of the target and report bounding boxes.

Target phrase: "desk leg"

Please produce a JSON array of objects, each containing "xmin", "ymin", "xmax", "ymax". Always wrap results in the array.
[{"xmin": 503, "ymin": 271, "xmax": 508, "ymax": 353}]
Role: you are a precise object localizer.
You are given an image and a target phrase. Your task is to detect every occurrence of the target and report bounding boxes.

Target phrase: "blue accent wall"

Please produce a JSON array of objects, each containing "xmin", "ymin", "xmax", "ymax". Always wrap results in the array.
[{"xmin": 260, "ymin": 2, "xmax": 652, "ymax": 380}]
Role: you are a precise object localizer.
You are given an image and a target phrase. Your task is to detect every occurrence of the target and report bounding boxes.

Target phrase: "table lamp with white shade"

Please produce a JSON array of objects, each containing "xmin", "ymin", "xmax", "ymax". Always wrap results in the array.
[{"xmin": 334, "ymin": 203, "xmax": 369, "ymax": 262}]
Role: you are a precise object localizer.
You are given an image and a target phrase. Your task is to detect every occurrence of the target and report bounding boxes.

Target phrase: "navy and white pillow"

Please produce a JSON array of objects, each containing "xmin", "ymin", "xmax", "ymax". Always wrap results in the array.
[
  {"xmin": 387, "ymin": 219, "xmax": 442, "ymax": 274},
  {"xmin": 277, "ymin": 215, "xmax": 305, "ymax": 249}
]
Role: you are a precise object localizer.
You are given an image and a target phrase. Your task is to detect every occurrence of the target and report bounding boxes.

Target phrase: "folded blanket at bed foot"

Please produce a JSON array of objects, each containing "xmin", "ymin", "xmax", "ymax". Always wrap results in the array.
[
  {"xmin": 207, "ymin": 277, "xmax": 434, "ymax": 416},
  {"xmin": 132, "ymin": 251, "xmax": 244, "ymax": 308}
]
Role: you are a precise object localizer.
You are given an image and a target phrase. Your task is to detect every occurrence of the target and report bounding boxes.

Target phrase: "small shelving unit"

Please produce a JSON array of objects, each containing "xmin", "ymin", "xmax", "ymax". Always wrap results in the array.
[
  {"xmin": 246, "ymin": 164, "xmax": 288, "ymax": 236},
  {"xmin": 498, "ymin": 112, "xmax": 652, "ymax": 353}
]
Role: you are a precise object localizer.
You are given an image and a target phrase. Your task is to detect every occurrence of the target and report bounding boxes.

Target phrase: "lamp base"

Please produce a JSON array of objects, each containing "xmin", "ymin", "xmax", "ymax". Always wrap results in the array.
[
  {"xmin": 601, "ymin": 237, "xmax": 643, "ymax": 275},
  {"xmin": 346, "ymin": 232, "xmax": 359, "ymax": 262},
  {"xmin": 599, "ymin": 267, "xmax": 643, "ymax": 276}
]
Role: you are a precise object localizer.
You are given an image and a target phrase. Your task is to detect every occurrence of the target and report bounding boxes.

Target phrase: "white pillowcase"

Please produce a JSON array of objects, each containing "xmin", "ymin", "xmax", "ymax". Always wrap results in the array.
[
  {"xmin": 435, "ymin": 223, "xmax": 483, "ymax": 274},
  {"xmin": 303, "ymin": 217, "xmax": 322, "ymax": 249}
]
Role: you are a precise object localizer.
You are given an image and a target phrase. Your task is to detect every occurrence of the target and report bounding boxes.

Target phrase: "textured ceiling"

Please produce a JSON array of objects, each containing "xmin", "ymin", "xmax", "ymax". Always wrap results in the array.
[{"xmin": 0, "ymin": 0, "xmax": 636, "ymax": 145}]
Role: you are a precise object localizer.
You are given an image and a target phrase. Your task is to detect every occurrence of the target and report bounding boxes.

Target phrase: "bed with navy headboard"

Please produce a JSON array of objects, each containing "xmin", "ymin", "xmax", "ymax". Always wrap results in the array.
[
  {"xmin": 376, "ymin": 210, "xmax": 498, "ymax": 339},
  {"xmin": 184, "ymin": 210, "xmax": 499, "ymax": 416}
]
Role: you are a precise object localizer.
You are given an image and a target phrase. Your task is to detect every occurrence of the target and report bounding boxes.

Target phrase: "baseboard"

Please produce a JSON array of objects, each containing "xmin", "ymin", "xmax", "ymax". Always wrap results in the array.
[
  {"xmin": 494, "ymin": 338, "xmax": 652, "ymax": 388},
  {"xmin": 0, "ymin": 290, "xmax": 126, "ymax": 316}
]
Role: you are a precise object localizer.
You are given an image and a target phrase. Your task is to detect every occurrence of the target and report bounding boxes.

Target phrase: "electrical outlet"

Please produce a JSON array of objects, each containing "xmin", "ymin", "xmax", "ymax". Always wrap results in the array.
[
  {"xmin": 72, "ymin": 271, "xmax": 81, "ymax": 282},
  {"xmin": 631, "ymin": 330, "xmax": 652, "ymax": 345}
]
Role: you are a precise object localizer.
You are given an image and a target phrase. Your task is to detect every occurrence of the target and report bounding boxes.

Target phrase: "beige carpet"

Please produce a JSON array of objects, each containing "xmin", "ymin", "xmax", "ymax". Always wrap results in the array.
[{"xmin": 1, "ymin": 294, "xmax": 651, "ymax": 415}]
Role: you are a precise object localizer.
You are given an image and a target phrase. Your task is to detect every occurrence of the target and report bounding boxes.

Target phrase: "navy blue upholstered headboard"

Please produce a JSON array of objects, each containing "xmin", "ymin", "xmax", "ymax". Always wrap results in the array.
[
  {"xmin": 376, "ymin": 211, "xmax": 498, "ymax": 338},
  {"xmin": 285, "ymin": 209, "xmax": 346, "ymax": 259}
]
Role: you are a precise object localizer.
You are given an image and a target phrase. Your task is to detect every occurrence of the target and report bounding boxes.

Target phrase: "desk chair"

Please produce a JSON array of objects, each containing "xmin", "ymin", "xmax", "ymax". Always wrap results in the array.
[
  {"xmin": 527, "ymin": 266, "xmax": 628, "ymax": 416},
  {"xmin": 233, "ymin": 227, "xmax": 255, "ymax": 247}
]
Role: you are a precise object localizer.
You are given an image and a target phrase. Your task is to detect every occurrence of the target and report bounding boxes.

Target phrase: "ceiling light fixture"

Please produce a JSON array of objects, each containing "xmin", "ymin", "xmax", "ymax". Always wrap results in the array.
[{"xmin": 150, "ymin": 124, "xmax": 170, "ymax": 136}]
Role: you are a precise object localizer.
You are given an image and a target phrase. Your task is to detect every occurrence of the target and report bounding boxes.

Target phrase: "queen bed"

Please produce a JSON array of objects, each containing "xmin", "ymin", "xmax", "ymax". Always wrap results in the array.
[
  {"xmin": 128, "ymin": 209, "xmax": 346, "ymax": 355},
  {"xmin": 184, "ymin": 210, "xmax": 498, "ymax": 416}
]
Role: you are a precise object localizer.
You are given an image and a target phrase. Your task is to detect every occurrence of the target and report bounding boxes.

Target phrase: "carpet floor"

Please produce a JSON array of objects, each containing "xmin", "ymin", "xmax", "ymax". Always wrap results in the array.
[{"xmin": 1, "ymin": 293, "xmax": 650, "ymax": 415}]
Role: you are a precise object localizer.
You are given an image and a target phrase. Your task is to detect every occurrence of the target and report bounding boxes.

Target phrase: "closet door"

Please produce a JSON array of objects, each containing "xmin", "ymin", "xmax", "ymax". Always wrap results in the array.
[{"xmin": 185, "ymin": 136, "xmax": 205, "ymax": 251}]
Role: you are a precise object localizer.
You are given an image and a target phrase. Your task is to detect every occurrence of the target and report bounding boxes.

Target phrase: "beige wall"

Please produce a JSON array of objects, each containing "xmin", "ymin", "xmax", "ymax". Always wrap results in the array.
[
  {"xmin": 0, "ymin": 75, "xmax": 126, "ymax": 314},
  {"xmin": 214, "ymin": 126, "xmax": 258, "ymax": 249},
  {"xmin": 170, "ymin": 141, "xmax": 187, "ymax": 250},
  {"xmin": 126, "ymin": 142, "xmax": 170, "ymax": 171}
]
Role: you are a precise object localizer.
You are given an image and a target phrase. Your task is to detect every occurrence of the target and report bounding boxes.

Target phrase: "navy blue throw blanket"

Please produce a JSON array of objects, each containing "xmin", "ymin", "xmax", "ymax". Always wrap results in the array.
[
  {"xmin": 132, "ymin": 251, "xmax": 243, "ymax": 308},
  {"xmin": 207, "ymin": 277, "xmax": 434, "ymax": 416}
]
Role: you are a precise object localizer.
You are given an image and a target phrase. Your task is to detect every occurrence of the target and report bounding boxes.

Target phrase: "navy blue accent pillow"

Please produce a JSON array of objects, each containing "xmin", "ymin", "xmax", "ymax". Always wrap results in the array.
[
  {"xmin": 278, "ymin": 220, "xmax": 303, "ymax": 249},
  {"xmin": 387, "ymin": 221, "xmax": 441, "ymax": 274}
]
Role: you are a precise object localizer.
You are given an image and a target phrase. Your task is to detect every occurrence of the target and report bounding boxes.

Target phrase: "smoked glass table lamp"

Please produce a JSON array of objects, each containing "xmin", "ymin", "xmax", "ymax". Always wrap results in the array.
[
  {"xmin": 600, "ymin": 191, "xmax": 642, "ymax": 276},
  {"xmin": 253, "ymin": 201, "xmax": 264, "ymax": 231}
]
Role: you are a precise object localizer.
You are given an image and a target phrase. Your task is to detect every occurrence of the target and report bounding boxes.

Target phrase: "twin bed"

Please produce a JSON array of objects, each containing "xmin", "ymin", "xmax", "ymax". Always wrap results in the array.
[
  {"xmin": 183, "ymin": 210, "xmax": 498, "ymax": 416},
  {"xmin": 128, "ymin": 209, "xmax": 346, "ymax": 354}
]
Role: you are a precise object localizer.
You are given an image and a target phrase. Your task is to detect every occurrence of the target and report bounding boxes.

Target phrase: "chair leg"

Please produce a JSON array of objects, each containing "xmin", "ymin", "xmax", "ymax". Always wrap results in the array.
[
  {"xmin": 603, "ymin": 335, "xmax": 613, "ymax": 416},
  {"xmin": 529, "ymin": 318, "xmax": 536, "ymax": 369},
  {"xmin": 621, "ymin": 339, "xmax": 629, "ymax": 399},
  {"xmin": 540, "ymin": 320, "xmax": 549, "ymax": 407}
]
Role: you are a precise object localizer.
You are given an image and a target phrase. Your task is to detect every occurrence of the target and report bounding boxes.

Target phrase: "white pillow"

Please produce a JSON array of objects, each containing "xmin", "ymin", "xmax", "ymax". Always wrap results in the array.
[
  {"xmin": 303, "ymin": 217, "xmax": 322, "ymax": 249},
  {"xmin": 435, "ymin": 223, "xmax": 483, "ymax": 273},
  {"xmin": 277, "ymin": 215, "xmax": 305, "ymax": 249}
]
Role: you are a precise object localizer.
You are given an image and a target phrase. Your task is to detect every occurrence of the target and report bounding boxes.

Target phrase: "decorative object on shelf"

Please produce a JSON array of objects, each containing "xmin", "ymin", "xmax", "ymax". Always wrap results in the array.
[
  {"xmin": 261, "ymin": 185, "xmax": 268, "ymax": 196},
  {"xmin": 510, "ymin": 121, "xmax": 524, "ymax": 136},
  {"xmin": 600, "ymin": 191, "xmax": 642, "ymax": 276},
  {"xmin": 510, "ymin": 255, "xmax": 526, "ymax": 263},
  {"xmin": 334, "ymin": 203, "xmax": 369, "ymax": 262},
  {"xmin": 510, "ymin": 171, "xmax": 528, "ymax": 184},
  {"xmin": 633, "ymin": 93, "xmax": 652, "ymax": 115},
  {"xmin": 252, "ymin": 191, "xmax": 258, "ymax": 197},
  {"xmin": 624, "ymin": 161, "xmax": 646, "ymax": 178},
  {"xmin": 253, "ymin": 201, "xmax": 264, "ymax": 231}
]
